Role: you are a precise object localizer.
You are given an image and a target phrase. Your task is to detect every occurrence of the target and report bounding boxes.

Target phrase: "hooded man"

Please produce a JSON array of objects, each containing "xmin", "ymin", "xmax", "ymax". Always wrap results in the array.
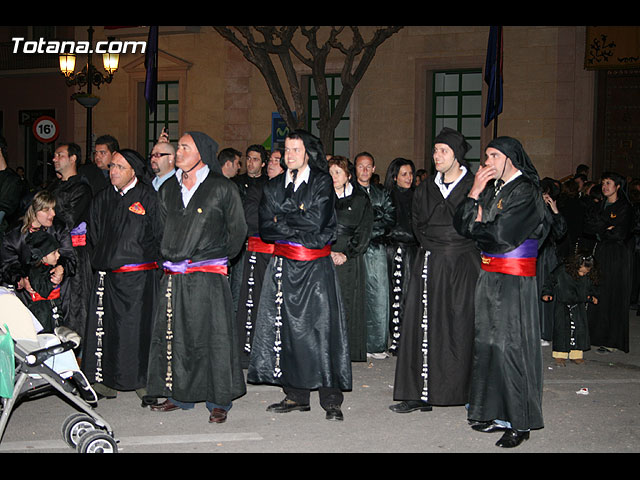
[
  {"xmin": 453, "ymin": 136, "xmax": 550, "ymax": 448},
  {"xmin": 82, "ymin": 148, "xmax": 163, "ymax": 402},
  {"xmin": 391, "ymin": 127, "xmax": 480, "ymax": 414},
  {"xmin": 147, "ymin": 132, "xmax": 247, "ymax": 424},
  {"xmin": 247, "ymin": 130, "xmax": 352, "ymax": 421}
]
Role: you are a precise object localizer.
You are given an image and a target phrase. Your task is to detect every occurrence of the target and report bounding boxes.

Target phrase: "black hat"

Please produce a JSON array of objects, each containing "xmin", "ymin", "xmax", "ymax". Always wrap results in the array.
[
  {"xmin": 26, "ymin": 230, "xmax": 59, "ymax": 264},
  {"xmin": 117, "ymin": 149, "xmax": 148, "ymax": 180},
  {"xmin": 487, "ymin": 136, "xmax": 540, "ymax": 187},
  {"xmin": 187, "ymin": 131, "xmax": 222, "ymax": 175},
  {"xmin": 434, "ymin": 127, "xmax": 471, "ymax": 168}
]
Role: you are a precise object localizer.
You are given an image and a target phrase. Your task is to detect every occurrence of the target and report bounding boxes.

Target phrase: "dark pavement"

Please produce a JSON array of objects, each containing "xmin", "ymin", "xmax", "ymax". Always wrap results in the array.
[{"xmin": 1, "ymin": 313, "xmax": 639, "ymax": 453}]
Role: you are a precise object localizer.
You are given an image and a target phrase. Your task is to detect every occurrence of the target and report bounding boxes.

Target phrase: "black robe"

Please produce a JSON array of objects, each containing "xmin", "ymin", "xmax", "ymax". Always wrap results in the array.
[
  {"xmin": 536, "ymin": 210, "xmax": 567, "ymax": 341},
  {"xmin": 332, "ymin": 185, "xmax": 373, "ymax": 362},
  {"xmin": 386, "ymin": 186, "xmax": 419, "ymax": 354},
  {"xmin": 584, "ymin": 197, "xmax": 633, "ymax": 352},
  {"xmin": 454, "ymin": 174, "xmax": 548, "ymax": 431},
  {"xmin": 48, "ymin": 174, "xmax": 93, "ymax": 336},
  {"xmin": 78, "ymin": 162, "xmax": 110, "ymax": 196},
  {"xmin": 235, "ymin": 174, "xmax": 272, "ymax": 368},
  {"xmin": 82, "ymin": 180, "xmax": 163, "ymax": 391},
  {"xmin": 230, "ymin": 175, "xmax": 269, "ymax": 316},
  {"xmin": 146, "ymin": 173, "xmax": 247, "ymax": 406},
  {"xmin": 27, "ymin": 262, "xmax": 63, "ymax": 332},
  {"xmin": 1, "ymin": 219, "xmax": 77, "ymax": 330},
  {"xmin": 355, "ymin": 182, "xmax": 396, "ymax": 353},
  {"xmin": 0, "ymin": 168, "xmax": 23, "ymax": 241},
  {"xmin": 248, "ymin": 168, "xmax": 352, "ymax": 392},
  {"xmin": 542, "ymin": 265, "xmax": 597, "ymax": 353},
  {"xmin": 394, "ymin": 170, "xmax": 479, "ymax": 405}
]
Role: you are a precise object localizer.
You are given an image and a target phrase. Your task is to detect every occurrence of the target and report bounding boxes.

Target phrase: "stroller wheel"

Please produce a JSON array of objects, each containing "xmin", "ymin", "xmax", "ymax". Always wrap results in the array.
[
  {"xmin": 76, "ymin": 430, "xmax": 118, "ymax": 453},
  {"xmin": 61, "ymin": 413, "xmax": 98, "ymax": 448}
]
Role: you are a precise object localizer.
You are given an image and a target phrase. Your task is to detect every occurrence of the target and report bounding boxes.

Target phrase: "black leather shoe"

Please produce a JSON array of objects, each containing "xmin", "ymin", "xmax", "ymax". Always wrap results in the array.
[
  {"xmin": 141, "ymin": 395, "xmax": 159, "ymax": 408},
  {"xmin": 325, "ymin": 405, "xmax": 344, "ymax": 421},
  {"xmin": 389, "ymin": 400, "xmax": 432, "ymax": 413},
  {"xmin": 495, "ymin": 429, "xmax": 530, "ymax": 448},
  {"xmin": 471, "ymin": 421, "xmax": 508, "ymax": 433},
  {"xmin": 266, "ymin": 398, "xmax": 311, "ymax": 413}
]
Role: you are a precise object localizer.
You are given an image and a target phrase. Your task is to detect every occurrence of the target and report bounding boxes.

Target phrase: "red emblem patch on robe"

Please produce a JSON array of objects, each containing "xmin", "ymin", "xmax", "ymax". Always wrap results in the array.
[{"xmin": 129, "ymin": 201, "xmax": 146, "ymax": 215}]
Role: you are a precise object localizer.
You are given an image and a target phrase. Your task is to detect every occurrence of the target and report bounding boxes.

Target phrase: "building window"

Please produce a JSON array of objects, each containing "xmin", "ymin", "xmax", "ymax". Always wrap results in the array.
[
  {"xmin": 146, "ymin": 81, "xmax": 179, "ymax": 156},
  {"xmin": 432, "ymin": 69, "xmax": 482, "ymax": 168},
  {"xmin": 307, "ymin": 74, "xmax": 350, "ymax": 157}
]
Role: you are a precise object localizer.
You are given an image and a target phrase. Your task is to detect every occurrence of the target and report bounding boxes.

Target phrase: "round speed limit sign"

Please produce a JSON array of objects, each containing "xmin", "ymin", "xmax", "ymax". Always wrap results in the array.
[{"xmin": 33, "ymin": 116, "xmax": 59, "ymax": 143}]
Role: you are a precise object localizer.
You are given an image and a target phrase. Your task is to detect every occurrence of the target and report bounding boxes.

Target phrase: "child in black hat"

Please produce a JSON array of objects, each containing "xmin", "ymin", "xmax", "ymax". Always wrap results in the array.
[{"xmin": 25, "ymin": 230, "xmax": 64, "ymax": 332}]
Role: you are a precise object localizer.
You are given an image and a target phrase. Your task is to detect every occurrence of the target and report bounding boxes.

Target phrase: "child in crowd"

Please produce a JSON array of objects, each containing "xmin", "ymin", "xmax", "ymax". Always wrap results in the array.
[
  {"xmin": 25, "ymin": 230, "xmax": 63, "ymax": 333},
  {"xmin": 542, "ymin": 252, "xmax": 599, "ymax": 366}
]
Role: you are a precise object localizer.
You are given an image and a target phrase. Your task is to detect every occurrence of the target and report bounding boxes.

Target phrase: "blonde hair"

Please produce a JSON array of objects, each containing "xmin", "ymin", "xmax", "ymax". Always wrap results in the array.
[{"xmin": 21, "ymin": 190, "xmax": 56, "ymax": 234}]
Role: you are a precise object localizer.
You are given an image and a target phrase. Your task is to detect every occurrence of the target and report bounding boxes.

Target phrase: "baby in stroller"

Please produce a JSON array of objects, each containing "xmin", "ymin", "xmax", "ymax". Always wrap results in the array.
[{"xmin": 0, "ymin": 287, "xmax": 116, "ymax": 452}]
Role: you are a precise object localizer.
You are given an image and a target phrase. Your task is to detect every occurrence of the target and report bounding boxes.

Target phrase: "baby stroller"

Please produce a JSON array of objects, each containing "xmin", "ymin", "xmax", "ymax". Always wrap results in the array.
[{"xmin": 0, "ymin": 288, "xmax": 118, "ymax": 453}]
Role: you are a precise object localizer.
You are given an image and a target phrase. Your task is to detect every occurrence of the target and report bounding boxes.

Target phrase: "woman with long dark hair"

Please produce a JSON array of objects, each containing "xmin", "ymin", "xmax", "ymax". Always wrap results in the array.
[{"xmin": 384, "ymin": 157, "xmax": 419, "ymax": 355}]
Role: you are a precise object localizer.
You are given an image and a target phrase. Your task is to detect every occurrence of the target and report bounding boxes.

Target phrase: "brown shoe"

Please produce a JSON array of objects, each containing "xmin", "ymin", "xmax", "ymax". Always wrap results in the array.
[
  {"xmin": 571, "ymin": 358, "xmax": 585, "ymax": 364},
  {"xmin": 209, "ymin": 408, "xmax": 228, "ymax": 424},
  {"xmin": 554, "ymin": 358, "xmax": 566, "ymax": 366},
  {"xmin": 150, "ymin": 399, "xmax": 181, "ymax": 412}
]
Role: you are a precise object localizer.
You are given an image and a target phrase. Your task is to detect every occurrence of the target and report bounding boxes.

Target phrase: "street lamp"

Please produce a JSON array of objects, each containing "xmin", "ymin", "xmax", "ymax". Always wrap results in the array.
[{"xmin": 58, "ymin": 26, "xmax": 119, "ymax": 162}]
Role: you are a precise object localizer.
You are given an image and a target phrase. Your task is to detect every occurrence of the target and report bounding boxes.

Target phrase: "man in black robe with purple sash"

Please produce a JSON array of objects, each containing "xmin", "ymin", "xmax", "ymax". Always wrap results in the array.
[
  {"xmin": 453, "ymin": 136, "xmax": 549, "ymax": 448},
  {"xmin": 147, "ymin": 132, "xmax": 247, "ymax": 424}
]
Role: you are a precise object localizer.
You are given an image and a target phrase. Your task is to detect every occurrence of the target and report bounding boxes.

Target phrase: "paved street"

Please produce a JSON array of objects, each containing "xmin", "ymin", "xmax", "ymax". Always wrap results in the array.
[{"xmin": 1, "ymin": 314, "xmax": 639, "ymax": 453}]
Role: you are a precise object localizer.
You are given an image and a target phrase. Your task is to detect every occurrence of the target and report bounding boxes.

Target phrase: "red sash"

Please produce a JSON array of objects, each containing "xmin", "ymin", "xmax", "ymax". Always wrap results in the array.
[
  {"xmin": 480, "ymin": 255, "xmax": 537, "ymax": 277},
  {"xmin": 247, "ymin": 236, "xmax": 275, "ymax": 254},
  {"xmin": 273, "ymin": 242, "xmax": 331, "ymax": 261},
  {"xmin": 112, "ymin": 262, "xmax": 159, "ymax": 273},
  {"xmin": 71, "ymin": 234, "xmax": 86, "ymax": 247},
  {"xmin": 31, "ymin": 286, "xmax": 61, "ymax": 302}
]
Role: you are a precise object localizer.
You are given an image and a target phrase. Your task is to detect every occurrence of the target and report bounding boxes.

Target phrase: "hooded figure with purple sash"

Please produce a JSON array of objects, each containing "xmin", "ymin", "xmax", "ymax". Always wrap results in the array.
[
  {"xmin": 454, "ymin": 136, "xmax": 550, "ymax": 448},
  {"xmin": 82, "ymin": 148, "xmax": 163, "ymax": 401},
  {"xmin": 248, "ymin": 129, "xmax": 352, "ymax": 421},
  {"xmin": 146, "ymin": 132, "xmax": 247, "ymax": 424}
]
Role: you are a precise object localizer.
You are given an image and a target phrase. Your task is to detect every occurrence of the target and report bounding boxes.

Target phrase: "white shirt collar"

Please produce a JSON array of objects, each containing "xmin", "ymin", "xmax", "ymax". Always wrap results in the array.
[
  {"xmin": 284, "ymin": 165, "xmax": 310, "ymax": 192},
  {"xmin": 501, "ymin": 169, "xmax": 522, "ymax": 186},
  {"xmin": 176, "ymin": 164, "xmax": 210, "ymax": 207},
  {"xmin": 435, "ymin": 165, "xmax": 467, "ymax": 199},
  {"xmin": 335, "ymin": 182, "xmax": 353, "ymax": 198},
  {"xmin": 114, "ymin": 176, "xmax": 138, "ymax": 195}
]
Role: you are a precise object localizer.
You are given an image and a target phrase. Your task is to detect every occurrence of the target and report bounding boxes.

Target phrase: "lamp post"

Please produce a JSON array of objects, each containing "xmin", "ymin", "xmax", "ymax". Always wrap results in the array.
[{"xmin": 59, "ymin": 26, "xmax": 119, "ymax": 163}]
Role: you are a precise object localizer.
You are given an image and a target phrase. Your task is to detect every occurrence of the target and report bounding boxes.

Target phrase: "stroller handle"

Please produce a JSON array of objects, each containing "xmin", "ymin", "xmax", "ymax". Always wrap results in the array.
[{"xmin": 25, "ymin": 341, "xmax": 77, "ymax": 367}]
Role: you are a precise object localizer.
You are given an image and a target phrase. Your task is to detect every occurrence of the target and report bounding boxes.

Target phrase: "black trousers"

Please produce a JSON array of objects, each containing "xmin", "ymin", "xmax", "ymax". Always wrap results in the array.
[{"xmin": 284, "ymin": 386, "xmax": 343, "ymax": 410}]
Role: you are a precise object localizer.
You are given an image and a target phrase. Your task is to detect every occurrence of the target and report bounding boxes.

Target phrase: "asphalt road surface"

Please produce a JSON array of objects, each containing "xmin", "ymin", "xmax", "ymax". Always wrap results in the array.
[{"xmin": 1, "ymin": 315, "xmax": 638, "ymax": 454}]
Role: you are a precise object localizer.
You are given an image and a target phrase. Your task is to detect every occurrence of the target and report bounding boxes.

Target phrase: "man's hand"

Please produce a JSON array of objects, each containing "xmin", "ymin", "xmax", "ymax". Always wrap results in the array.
[
  {"xmin": 468, "ymin": 164, "xmax": 497, "ymax": 200},
  {"xmin": 331, "ymin": 251, "xmax": 347, "ymax": 266}
]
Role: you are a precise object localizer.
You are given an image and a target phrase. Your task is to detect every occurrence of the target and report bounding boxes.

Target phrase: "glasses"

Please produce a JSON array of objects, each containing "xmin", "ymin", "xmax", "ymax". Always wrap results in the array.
[{"xmin": 149, "ymin": 152, "xmax": 172, "ymax": 159}]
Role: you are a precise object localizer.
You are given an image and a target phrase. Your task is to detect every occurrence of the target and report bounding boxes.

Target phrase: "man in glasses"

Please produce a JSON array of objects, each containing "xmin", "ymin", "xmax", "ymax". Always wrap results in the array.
[{"xmin": 149, "ymin": 141, "xmax": 176, "ymax": 191}]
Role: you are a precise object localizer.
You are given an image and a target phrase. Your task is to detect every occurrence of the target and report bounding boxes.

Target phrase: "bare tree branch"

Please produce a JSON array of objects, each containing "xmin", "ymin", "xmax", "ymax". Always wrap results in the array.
[{"xmin": 213, "ymin": 26, "xmax": 403, "ymax": 151}]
